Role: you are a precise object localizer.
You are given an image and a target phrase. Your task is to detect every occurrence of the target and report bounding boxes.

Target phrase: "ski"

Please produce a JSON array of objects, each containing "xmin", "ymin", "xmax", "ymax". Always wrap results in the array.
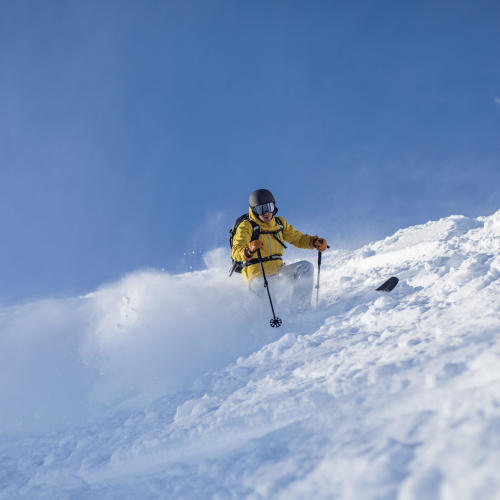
[{"xmin": 376, "ymin": 277, "xmax": 399, "ymax": 292}]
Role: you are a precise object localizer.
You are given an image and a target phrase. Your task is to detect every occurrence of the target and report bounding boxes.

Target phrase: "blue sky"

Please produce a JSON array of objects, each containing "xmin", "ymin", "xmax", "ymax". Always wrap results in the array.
[{"xmin": 1, "ymin": 0, "xmax": 499, "ymax": 304}]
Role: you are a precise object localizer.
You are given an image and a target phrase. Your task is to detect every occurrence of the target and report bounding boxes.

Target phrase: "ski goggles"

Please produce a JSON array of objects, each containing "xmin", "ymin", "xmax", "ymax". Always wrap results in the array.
[{"xmin": 253, "ymin": 202, "xmax": 275, "ymax": 215}]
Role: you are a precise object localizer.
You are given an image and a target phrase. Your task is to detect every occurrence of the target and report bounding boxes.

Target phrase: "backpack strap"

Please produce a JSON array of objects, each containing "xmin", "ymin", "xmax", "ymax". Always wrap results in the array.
[
  {"xmin": 249, "ymin": 219, "xmax": 260, "ymax": 241},
  {"xmin": 230, "ymin": 215, "xmax": 260, "ymax": 245},
  {"xmin": 258, "ymin": 217, "xmax": 287, "ymax": 248}
]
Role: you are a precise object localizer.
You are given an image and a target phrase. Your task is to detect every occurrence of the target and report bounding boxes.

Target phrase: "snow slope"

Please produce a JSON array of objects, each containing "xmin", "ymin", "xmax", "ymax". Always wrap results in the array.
[{"xmin": 1, "ymin": 210, "xmax": 500, "ymax": 499}]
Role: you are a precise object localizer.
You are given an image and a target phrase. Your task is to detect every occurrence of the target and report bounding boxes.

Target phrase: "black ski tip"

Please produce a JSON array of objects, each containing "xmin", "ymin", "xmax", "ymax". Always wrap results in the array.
[{"xmin": 376, "ymin": 277, "xmax": 399, "ymax": 292}]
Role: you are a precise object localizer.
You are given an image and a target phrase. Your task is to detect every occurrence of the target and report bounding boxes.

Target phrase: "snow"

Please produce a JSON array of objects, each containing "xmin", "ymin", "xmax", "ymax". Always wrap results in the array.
[{"xmin": 1, "ymin": 210, "xmax": 500, "ymax": 499}]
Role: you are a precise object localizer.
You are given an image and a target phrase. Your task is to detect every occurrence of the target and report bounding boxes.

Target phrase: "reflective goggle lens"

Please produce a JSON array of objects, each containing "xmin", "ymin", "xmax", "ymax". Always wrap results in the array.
[{"xmin": 254, "ymin": 202, "xmax": 275, "ymax": 215}]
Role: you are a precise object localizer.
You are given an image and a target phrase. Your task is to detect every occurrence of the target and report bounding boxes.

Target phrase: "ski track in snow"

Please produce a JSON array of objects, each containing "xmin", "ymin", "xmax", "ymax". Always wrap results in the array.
[{"xmin": 1, "ymin": 211, "xmax": 500, "ymax": 499}]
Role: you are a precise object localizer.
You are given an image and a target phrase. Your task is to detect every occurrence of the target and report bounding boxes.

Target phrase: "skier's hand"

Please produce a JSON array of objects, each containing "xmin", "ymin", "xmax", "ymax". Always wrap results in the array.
[
  {"xmin": 312, "ymin": 236, "xmax": 328, "ymax": 252},
  {"xmin": 248, "ymin": 240, "xmax": 264, "ymax": 254},
  {"xmin": 244, "ymin": 240, "xmax": 264, "ymax": 260}
]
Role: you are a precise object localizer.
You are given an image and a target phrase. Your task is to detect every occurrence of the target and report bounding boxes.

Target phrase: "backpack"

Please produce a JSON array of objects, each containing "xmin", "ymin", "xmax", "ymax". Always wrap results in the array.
[{"xmin": 229, "ymin": 214, "xmax": 285, "ymax": 276}]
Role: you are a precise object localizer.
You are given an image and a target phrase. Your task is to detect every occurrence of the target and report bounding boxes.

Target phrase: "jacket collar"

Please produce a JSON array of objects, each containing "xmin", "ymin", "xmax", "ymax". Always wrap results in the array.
[{"xmin": 248, "ymin": 209, "xmax": 277, "ymax": 229}]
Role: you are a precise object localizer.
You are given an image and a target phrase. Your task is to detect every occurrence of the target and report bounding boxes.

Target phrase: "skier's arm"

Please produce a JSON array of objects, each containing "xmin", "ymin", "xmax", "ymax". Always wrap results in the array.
[
  {"xmin": 281, "ymin": 218, "xmax": 316, "ymax": 249},
  {"xmin": 231, "ymin": 220, "xmax": 255, "ymax": 262}
]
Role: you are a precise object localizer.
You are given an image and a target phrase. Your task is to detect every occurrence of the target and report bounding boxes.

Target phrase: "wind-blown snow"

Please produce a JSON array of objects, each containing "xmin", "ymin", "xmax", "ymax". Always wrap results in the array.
[
  {"xmin": 0, "ymin": 248, "xmax": 278, "ymax": 436},
  {"xmin": 1, "ymin": 210, "xmax": 500, "ymax": 499}
]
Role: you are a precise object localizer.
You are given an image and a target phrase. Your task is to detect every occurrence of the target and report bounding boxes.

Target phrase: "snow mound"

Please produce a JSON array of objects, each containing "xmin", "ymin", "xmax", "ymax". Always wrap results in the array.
[{"xmin": 1, "ymin": 210, "xmax": 500, "ymax": 499}]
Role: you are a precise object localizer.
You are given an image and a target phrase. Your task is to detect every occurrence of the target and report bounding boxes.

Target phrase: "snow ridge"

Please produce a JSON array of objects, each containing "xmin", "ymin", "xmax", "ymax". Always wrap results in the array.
[{"xmin": 1, "ymin": 210, "xmax": 500, "ymax": 499}]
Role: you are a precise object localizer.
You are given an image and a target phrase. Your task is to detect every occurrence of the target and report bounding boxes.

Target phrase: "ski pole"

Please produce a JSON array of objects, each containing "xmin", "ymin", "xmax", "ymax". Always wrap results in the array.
[
  {"xmin": 315, "ymin": 245, "xmax": 330, "ymax": 309},
  {"xmin": 257, "ymin": 249, "xmax": 282, "ymax": 328}
]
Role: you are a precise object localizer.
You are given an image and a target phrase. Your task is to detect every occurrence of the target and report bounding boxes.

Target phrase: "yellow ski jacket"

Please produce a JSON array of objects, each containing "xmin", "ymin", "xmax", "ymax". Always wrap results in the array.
[{"xmin": 231, "ymin": 209, "xmax": 314, "ymax": 282}]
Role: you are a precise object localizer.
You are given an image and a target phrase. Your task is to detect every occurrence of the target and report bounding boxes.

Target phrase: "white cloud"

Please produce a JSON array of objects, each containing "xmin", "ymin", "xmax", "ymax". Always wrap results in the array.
[{"xmin": 494, "ymin": 96, "xmax": 500, "ymax": 107}]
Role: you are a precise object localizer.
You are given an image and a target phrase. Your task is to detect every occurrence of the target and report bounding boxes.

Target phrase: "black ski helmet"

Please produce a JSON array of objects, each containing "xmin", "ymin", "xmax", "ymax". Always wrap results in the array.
[{"xmin": 249, "ymin": 188, "xmax": 278, "ymax": 215}]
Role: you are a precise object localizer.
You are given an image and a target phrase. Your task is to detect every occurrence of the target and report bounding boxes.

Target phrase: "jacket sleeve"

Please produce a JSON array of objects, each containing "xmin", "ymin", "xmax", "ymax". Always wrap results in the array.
[
  {"xmin": 281, "ymin": 217, "xmax": 314, "ymax": 249},
  {"xmin": 231, "ymin": 220, "xmax": 253, "ymax": 262}
]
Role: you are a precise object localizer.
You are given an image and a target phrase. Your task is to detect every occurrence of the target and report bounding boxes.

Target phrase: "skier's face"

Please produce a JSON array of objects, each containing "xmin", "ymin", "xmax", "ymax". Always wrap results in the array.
[{"xmin": 259, "ymin": 212, "xmax": 273, "ymax": 223}]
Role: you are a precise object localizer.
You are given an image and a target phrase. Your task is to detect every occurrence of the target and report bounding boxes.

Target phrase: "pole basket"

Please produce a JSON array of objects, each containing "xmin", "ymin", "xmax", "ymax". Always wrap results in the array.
[{"xmin": 270, "ymin": 317, "xmax": 282, "ymax": 328}]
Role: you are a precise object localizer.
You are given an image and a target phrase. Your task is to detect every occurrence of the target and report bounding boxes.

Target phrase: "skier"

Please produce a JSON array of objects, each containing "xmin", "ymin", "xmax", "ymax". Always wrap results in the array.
[{"xmin": 231, "ymin": 188, "xmax": 328, "ymax": 310}]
